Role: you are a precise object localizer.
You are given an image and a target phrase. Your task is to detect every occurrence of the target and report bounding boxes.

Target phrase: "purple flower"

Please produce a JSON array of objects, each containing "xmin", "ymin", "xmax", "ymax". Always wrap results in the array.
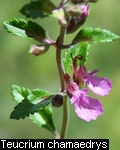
[
  {"xmin": 64, "ymin": 56, "xmax": 112, "ymax": 122},
  {"xmin": 67, "ymin": 81, "xmax": 103, "ymax": 122},
  {"xmin": 73, "ymin": 63, "xmax": 112, "ymax": 96},
  {"xmin": 85, "ymin": 70, "xmax": 112, "ymax": 96}
]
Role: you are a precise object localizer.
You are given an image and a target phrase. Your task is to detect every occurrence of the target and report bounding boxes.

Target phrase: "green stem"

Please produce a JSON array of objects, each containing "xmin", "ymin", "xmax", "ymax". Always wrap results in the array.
[
  {"xmin": 56, "ymin": 26, "xmax": 69, "ymax": 139},
  {"xmin": 60, "ymin": 95, "xmax": 69, "ymax": 139},
  {"xmin": 56, "ymin": 26, "xmax": 66, "ymax": 92}
]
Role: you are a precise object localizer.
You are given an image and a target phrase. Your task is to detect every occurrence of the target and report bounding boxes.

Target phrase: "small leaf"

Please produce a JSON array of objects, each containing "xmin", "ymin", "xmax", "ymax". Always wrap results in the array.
[
  {"xmin": 72, "ymin": 27, "xmax": 120, "ymax": 44},
  {"xmin": 31, "ymin": 95, "xmax": 54, "ymax": 111},
  {"xmin": 11, "ymin": 85, "xmax": 56, "ymax": 134},
  {"xmin": 28, "ymin": 88, "xmax": 53, "ymax": 103},
  {"xmin": 32, "ymin": 88, "xmax": 52, "ymax": 98},
  {"xmin": 3, "ymin": 19, "xmax": 30, "ymax": 39},
  {"xmin": 10, "ymin": 99, "xmax": 35, "ymax": 119},
  {"xmin": 10, "ymin": 95, "xmax": 53, "ymax": 120},
  {"xmin": 3, "ymin": 18, "xmax": 52, "ymax": 43},
  {"xmin": 63, "ymin": 50, "xmax": 72, "ymax": 75},
  {"xmin": 20, "ymin": 0, "xmax": 56, "ymax": 19},
  {"xmin": 11, "ymin": 85, "xmax": 31, "ymax": 102},
  {"xmin": 29, "ymin": 107, "xmax": 56, "ymax": 133},
  {"xmin": 63, "ymin": 42, "xmax": 90, "ymax": 74}
]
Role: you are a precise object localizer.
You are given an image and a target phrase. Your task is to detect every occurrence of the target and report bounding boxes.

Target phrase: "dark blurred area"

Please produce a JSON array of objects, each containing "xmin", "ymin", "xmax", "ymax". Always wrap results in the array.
[{"xmin": 0, "ymin": 0, "xmax": 120, "ymax": 149}]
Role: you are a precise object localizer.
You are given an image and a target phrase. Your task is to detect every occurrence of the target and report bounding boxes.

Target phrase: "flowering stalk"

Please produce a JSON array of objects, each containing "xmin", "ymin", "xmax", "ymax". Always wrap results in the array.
[
  {"xmin": 56, "ymin": 26, "xmax": 70, "ymax": 139},
  {"xmin": 2, "ymin": 0, "xmax": 119, "ymax": 140}
]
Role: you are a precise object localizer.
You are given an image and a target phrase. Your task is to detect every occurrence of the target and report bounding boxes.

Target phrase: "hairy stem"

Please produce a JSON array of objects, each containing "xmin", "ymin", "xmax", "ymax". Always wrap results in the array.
[
  {"xmin": 56, "ymin": 26, "xmax": 69, "ymax": 139},
  {"xmin": 60, "ymin": 95, "xmax": 69, "ymax": 139},
  {"xmin": 56, "ymin": 26, "xmax": 66, "ymax": 92}
]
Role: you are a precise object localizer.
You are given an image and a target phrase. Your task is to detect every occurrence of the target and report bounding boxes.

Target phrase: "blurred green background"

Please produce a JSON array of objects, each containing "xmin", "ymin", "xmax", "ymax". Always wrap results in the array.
[{"xmin": 0, "ymin": 0, "xmax": 120, "ymax": 149}]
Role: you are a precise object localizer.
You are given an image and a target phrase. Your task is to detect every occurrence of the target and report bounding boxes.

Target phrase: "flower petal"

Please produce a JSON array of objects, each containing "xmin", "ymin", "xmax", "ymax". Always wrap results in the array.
[
  {"xmin": 70, "ymin": 89, "xmax": 88, "ymax": 104},
  {"xmin": 86, "ymin": 76, "xmax": 112, "ymax": 96},
  {"xmin": 74, "ymin": 95, "xmax": 103, "ymax": 122}
]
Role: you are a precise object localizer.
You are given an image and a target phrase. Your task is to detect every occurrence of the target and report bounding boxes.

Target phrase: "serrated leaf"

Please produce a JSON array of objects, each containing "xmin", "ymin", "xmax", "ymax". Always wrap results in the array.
[
  {"xmin": 28, "ymin": 88, "xmax": 53, "ymax": 103},
  {"xmin": 20, "ymin": 0, "xmax": 56, "ymax": 19},
  {"xmin": 11, "ymin": 85, "xmax": 56, "ymax": 134},
  {"xmin": 3, "ymin": 19, "xmax": 30, "ymax": 39},
  {"xmin": 10, "ymin": 95, "xmax": 53, "ymax": 120},
  {"xmin": 29, "ymin": 107, "xmax": 56, "ymax": 133},
  {"xmin": 63, "ymin": 50, "xmax": 72, "ymax": 75},
  {"xmin": 11, "ymin": 85, "xmax": 31, "ymax": 102},
  {"xmin": 72, "ymin": 27, "xmax": 120, "ymax": 44},
  {"xmin": 63, "ymin": 42, "xmax": 90, "ymax": 74},
  {"xmin": 10, "ymin": 99, "xmax": 35, "ymax": 119},
  {"xmin": 32, "ymin": 88, "xmax": 52, "ymax": 98},
  {"xmin": 3, "ymin": 18, "xmax": 52, "ymax": 43}
]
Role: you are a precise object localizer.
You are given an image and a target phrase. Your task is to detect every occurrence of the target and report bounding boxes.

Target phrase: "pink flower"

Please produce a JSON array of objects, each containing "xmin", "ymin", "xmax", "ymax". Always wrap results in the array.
[
  {"xmin": 64, "ymin": 56, "xmax": 112, "ymax": 122},
  {"xmin": 67, "ymin": 81, "xmax": 103, "ymax": 122},
  {"xmin": 73, "ymin": 63, "xmax": 112, "ymax": 96},
  {"xmin": 85, "ymin": 70, "xmax": 112, "ymax": 96}
]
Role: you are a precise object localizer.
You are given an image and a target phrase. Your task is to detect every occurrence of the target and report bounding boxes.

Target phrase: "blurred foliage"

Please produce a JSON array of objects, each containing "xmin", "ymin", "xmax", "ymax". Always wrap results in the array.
[{"xmin": 0, "ymin": 0, "xmax": 120, "ymax": 149}]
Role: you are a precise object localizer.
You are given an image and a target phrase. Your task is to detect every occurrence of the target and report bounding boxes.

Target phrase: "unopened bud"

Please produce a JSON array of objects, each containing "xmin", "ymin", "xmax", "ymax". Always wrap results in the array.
[
  {"xmin": 71, "ymin": 0, "xmax": 98, "ymax": 4},
  {"xmin": 52, "ymin": 93, "xmax": 63, "ymax": 108},
  {"xmin": 29, "ymin": 44, "xmax": 49, "ymax": 56},
  {"xmin": 64, "ymin": 4, "xmax": 82, "ymax": 17},
  {"xmin": 66, "ymin": 4, "xmax": 89, "ymax": 34},
  {"xmin": 53, "ymin": 9, "xmax": 67, "ymax": 26}
]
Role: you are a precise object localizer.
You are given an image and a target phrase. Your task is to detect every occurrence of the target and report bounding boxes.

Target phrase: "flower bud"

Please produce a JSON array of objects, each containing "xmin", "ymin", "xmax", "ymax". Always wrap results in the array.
[
  {"xmin": 29, "ymin": 44, "xmax": 49, "ymax": 56},
  {"xmin": 52, "ymin": 93, "xmax": 63, "ymax": 108},
  {"xmin": 70, "ymin": 0, "xmax": 98, "ymax": 4},
  {"xmin": 66, "ymin": 4, "xmax": 89, "ymax": 34},
  {"xmin": 64, "ymin": 4, "xmax": 82, "ymax": 17},
  {"xmin": 52, "ymin": 9, "xmax": 67, "ymax": 26},
  {"xmin": 72, "ymin": 55, "xmax": 86, "ymax": 87}
]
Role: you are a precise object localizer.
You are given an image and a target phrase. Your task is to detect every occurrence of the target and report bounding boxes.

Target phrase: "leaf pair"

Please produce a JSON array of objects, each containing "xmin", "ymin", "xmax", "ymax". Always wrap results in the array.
[
  {"xmin": 3, "ymin": 18, "xmax": 119, "ymax": 75},
  {"xmin": 3, "ymin": 18, "xmax": 119, "ymax": 45}
]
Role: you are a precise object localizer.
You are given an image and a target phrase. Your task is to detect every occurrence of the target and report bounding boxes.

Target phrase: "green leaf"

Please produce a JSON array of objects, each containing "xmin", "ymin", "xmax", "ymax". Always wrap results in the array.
[
  {"xmin": 10, "ymin": 95, "xmax": 53, "ymax": 120},
  {"xmin": 72, "ymin": 27, "xmax": 120, "ymax": 44},
  {"xmin": 29, "ymin": 107, "xmax": 56, "ymax": 133},
  {"xmin": 11, "ymin": 85, "xmax": 31, "ymax": 102},
  {"xmin": 3, "ymin": 19, "xmax": 30, "ymax": 39},
  {"xmin": 20, "ymin": 0, "xmax": 56, "ymax": 19},
  {"xmin": 63, "ymin": 42, "xmax": 90, "ymax": 74},
  {"xmin": 10, "ymin": 99, "xmax": 35, "ymax": 119},
  {"xmin": 32, "ymin": 88, "xmax": 53, "ymax": 99},
  {"xmin": 28, "ymin": 88, "xmax": 53, "ymax": 103},
  {"xmin": 3, "ymin": 18, "xmax": 51, "ymax": 43},
  {"xmin": 11, "ymin": 85, "xmax": 56, "ymax": 134}
]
